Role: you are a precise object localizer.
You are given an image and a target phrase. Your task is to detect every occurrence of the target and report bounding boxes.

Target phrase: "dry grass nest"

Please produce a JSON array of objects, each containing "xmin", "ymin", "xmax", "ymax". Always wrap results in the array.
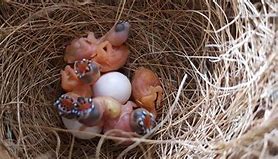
[{"xmin": 0, "ymin": 0, "xmax": 277, "ymax": 158}]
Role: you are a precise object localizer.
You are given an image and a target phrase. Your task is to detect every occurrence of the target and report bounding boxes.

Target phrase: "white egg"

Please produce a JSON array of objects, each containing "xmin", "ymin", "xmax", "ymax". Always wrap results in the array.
[
  {"xmin": 62, "ymin": 117, "xmax": 102, "ymax": 139},
  {"xmin": 93, "ymin": 72, "xmax": 131, "ymax": 104}
]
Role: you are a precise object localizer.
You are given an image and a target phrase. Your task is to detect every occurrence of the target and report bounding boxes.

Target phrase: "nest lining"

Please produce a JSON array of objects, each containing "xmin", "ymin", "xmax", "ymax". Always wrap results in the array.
[{"xmin": 0, "ymin": 0, "xmax": 277, "ymax": 158}]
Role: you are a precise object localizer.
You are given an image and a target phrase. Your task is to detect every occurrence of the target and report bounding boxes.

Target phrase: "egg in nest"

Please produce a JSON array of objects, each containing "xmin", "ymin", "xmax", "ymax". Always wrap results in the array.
[{"xmin": 93, "ymin": 72, "xmax": 132, "ymax": 104}]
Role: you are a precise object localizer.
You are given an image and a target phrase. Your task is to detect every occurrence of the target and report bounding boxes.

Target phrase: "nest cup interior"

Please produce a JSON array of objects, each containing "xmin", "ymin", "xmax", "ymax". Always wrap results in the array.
[{"xmin": 1, "ymin": 0, "xmax": 277, "ymax": 158}]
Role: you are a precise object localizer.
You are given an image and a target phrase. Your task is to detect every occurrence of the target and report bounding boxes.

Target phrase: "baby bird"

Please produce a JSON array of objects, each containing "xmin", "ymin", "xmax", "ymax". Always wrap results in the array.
[
  {"xmin": 64, "ymin": 21, "xmax": 130, "ymax": 72},
  {"xmin": 60, "ymin": 59, "xmax": 100, "ymax": 97},
  {"xmin": 103, "ymin": 101, "xmax": 156, "ymax": 144},
  {"xmin": 54, "ymin": 93, "xmax": 103, "ymax": 139},
  {"xmin": 131, "ymin": 67, "xmax": 163, "ymax": 117}
]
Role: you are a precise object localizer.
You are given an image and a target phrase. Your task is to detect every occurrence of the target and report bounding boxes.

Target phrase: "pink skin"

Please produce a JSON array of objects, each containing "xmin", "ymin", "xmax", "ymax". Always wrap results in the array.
[
  {"xmin": 64, "ymin": 32, "xmax": 98, "ymax": 63},
  {"xmin": 64, "ymin": 21, "xmax": 130, "ymax": 64},
  {"xmin": 91, "ymin": 41, "xmax": 129, "ymax": 72},
  {"xmin": 103, "ymin": 101, "xmax": 136, "ymax": 133},
  {"xmin": 60, "ymin": 65, "xmax": 92, "ymax": 97},
  {"xmin": 61, "ymin": 65, "xmax": 79, "ymax": 92},
  {"xmin": 102, "ymin": 101, "xmax": 139, "ymax": 144}
]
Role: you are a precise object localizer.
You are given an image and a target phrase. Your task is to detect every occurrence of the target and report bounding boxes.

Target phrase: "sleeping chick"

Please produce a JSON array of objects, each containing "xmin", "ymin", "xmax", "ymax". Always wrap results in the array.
[{"xmin": 131, "ymin": 67, "xmax": 163, "ymax": 117}]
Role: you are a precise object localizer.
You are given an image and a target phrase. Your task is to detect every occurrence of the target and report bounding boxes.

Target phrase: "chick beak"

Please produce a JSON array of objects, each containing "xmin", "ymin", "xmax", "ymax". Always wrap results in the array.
[
  {"xmin": 54, "ymin": 94, "xmax": 78, "ymax": 119},
  {"xmin": 74, "ymin": 59, "xmax": 100, "ymax": 84},
  {"xmin": 143, "ymin": 114, "xmax": 152, "ymax": 129},
  {"xmin": 77, "ymin": 97, "xmax": 91, "ymax": 111}
]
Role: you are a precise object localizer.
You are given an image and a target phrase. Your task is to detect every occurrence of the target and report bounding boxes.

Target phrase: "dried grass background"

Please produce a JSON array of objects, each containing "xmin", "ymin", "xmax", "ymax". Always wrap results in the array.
[{"xmin": 0, "ymin": 0, "xmax": 277, "ymax": 158}]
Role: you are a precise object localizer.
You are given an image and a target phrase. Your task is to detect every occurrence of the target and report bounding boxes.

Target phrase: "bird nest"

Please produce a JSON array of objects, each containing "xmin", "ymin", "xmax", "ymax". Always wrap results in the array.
[{"xmin": 0, "ymin": 0, "xmax": 277, "ymax": 158}]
